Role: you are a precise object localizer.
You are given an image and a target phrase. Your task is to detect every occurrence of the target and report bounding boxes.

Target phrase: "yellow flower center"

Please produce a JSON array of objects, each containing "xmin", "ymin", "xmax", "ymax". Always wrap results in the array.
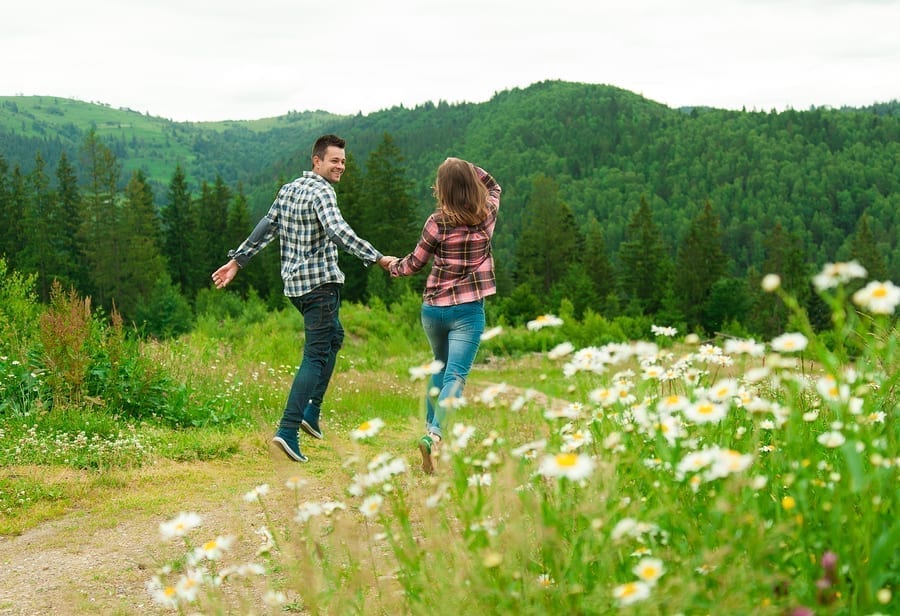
[
  {"xmin": 872, "ymin": 286, "xmax": 887, "ymax": 298},
  {"xmin": 203, "ymin": 540, "xmax": 217, "ymax": 551},
  {"xmin": 556, "ymin": 453, "xmax": 578, "ymax": 468},
  {"xmin": 621, "ymin": 583, "xmax": 638, "ymax": 597},
  {"xmin": 359, "ymin": 421, "xmax": 371, "ymax": 430},
  {"xmin": 698, "ymin": 403, "xmax": 714, "ymax": 415}
]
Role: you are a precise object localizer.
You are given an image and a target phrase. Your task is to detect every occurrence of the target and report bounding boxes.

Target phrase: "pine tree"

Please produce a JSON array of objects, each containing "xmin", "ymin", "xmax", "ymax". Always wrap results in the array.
[
  {"xmin": 515, "ymin": 175, "xmax": 583, "ymax": 299},
  {"xmin": 336, "ymin": 153, "xmax": 371, "ymax": 302},
  {"xmin": 118, "ymin": 169, "xmax": 166, "ymax": 320},
  {"xmin": 160, "ymin": 165, "xmax": 196, "ymax": 295},
  {"xmin": 360, "ymin": 133, "xmax": 417, "ymax": 304},
  {"xmin": 0, "ymin": 163, "xmax": 27, "ymax": 270},
  {"xmin": 618, "ymin": 196, "xmax": 671, "ymax": 314},
  {"xmin": 582, "ymin": 216, "xmax": 616, "ymax": 313},
  {"xmin": 849, "ymin": 212, "xmax": 888, "ymax": 280},
  {"xmin": 77, "ymin": 129, "xmax": 123, "ymax": 310},
  {"xmin": 0, "ymin": 156, "xmax": 13, "ymax": 264},
  {"xmin": 55, "ymin": 151, "xmax": 86, "ymax": 293},
  {"xmin": 19, "ymin": 153, "xmax": 56, "ymax": 300},
  {"xmin": 673, "ymin": 201, "xmax": 727, "ymax": 331}
]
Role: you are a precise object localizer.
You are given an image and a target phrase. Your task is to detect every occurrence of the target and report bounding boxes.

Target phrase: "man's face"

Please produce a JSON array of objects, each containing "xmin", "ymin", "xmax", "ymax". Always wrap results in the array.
[{"xmin": 312, "ymin": 146, "xmax": 346, "ymax": 184}]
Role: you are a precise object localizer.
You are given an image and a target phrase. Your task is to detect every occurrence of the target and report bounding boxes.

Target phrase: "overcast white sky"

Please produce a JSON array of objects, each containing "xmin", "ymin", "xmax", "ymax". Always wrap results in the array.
[{"xmin": 3, "ymin": 0, "xmax": 899, "ymax": 122}]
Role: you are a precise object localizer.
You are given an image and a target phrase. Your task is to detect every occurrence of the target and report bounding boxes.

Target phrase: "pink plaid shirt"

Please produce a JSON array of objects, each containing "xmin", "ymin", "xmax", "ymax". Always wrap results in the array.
[{"xmin": 390, "ymin": 166, "xmax": 501, "ymax": 306}]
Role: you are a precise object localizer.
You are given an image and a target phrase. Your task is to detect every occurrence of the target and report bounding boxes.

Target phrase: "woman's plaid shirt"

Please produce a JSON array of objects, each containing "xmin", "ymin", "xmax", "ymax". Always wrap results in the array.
[
  {"xmin": 228, "ymin": 171, "xmax": 382, "ymax": 297},
  {"xmin": 389, "ymin": 167, "xmax": 501, "ymax": 306}
]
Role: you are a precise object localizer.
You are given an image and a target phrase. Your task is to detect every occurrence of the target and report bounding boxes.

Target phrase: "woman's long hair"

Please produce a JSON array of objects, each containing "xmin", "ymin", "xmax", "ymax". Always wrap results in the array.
[{"xmin": 434, "ymin": 158, "xmax": 489, "ymax": 227}]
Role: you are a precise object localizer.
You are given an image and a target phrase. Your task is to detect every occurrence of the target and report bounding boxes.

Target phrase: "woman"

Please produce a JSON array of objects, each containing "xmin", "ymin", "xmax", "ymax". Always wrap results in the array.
[{"xmin": 388, "ymin": 158, "xmax": 501, "ymax": 473}]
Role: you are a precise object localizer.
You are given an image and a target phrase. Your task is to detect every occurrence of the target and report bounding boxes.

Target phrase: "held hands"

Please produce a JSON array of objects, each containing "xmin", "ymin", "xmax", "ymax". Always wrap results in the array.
[
  {"xmin": 212, "ymin": 260, "xmax": 239, "ymax": 289},
  {"xmin": 378, "ymin": 255, "xmax": 398, "ymax": 271}
]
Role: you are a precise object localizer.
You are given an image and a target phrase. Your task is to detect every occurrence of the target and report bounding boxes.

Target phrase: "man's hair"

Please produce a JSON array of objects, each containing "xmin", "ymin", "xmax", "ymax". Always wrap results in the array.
[{"xmin": 312, "ymin": 134, "xmax": 346, "ymax": 160}]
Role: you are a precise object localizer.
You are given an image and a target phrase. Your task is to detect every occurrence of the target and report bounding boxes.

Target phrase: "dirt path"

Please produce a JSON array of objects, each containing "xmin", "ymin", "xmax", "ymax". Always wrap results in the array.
[{"xmin": 0, "ymin": 444, "xmax": 343, "ymax": 616}]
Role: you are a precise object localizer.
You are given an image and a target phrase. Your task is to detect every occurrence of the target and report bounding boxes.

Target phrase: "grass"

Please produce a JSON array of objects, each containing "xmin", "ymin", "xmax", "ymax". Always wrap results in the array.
[{"xmin": 0, "ymin": 273, "xmax": 897, "ymax": 614}]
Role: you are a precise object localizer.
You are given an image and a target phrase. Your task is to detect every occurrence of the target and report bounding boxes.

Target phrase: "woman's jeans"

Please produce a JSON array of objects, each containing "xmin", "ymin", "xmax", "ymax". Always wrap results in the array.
[
  {"xmin": 420, "ymin": 300, "xmax": 485, "ymax": 439},
  {"xmin": 281, "ymin": 284, "xmax": 343, "ymax": 431}
]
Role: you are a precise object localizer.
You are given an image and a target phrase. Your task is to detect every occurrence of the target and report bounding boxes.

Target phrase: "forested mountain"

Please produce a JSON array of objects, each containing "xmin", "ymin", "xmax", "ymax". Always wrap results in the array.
[{"xmin": 1, "ymin": 81, "xmax": 897, "ymax": 338}]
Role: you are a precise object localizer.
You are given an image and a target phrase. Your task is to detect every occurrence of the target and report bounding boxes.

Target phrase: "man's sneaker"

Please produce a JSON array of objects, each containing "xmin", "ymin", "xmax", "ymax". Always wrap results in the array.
[
  {"xmin": 301, "ymin": 418, "xmax": 323, "ymax": 440},
  {"xmin": 272, "ymin": 429, "xmax": 309, "ymax": 462}
]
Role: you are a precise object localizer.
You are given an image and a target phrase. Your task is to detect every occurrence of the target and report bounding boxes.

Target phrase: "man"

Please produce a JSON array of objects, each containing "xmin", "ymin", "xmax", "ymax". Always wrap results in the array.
[{"xmin": 212, "ymin": 134, "xmax": 390, "ymax": 462}]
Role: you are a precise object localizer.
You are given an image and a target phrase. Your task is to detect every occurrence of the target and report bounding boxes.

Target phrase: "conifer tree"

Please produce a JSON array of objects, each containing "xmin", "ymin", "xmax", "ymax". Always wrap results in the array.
[
  {"xmin": 336, "ymin": 153, "xmax": 371, "ymax": 302},
  {"xmin": 0, "ymin": 163, "xmax": 27, "ymax": 270},
  {"xmin": 55, "ymin": 151, "xmax": 86, "ymax": 293},
  {"xmin": 77, "ymin": 129, "xmax": 122, "ymax": 310},
  {"xmin": 160, "ymin": 165, "xmax": 196, "ymax": 295},
  {"xmin": 674, "ymin": 200, "xmax": 727, "ymax": 331},
  {"xmin": 618, "ymin": 196, "xmax": 671, "ymax": 314},
  {"xmin": 515, "ymin": 175, "xmax": 583, "ymax": 298},
  {"xmin": 360, "ymin": 133, "xmax": 417, "ymax": 303},
  {"xmin": 118, "ymin": 169, "xmax": 166, "ymax": 319},
  {"xmin": 0, "ymin": 156, "xmax": 13, "ymax": 263},
  {"xmin": 19, "ymin": 153, "xmax": 56, "ymax": 300},
  {"xmin": 849, "ymin": 212, "xmax": 888, "ymax": 280},
  {"xmin": 583, "ymin": 216, "xmax": 616, "ymax": 313}
]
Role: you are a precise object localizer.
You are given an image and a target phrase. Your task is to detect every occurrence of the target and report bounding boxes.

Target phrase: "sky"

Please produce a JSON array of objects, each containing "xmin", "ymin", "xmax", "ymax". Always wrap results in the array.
[{"xmin": 3, "ymin": 0, "xmax": 899, "ymax": 122}]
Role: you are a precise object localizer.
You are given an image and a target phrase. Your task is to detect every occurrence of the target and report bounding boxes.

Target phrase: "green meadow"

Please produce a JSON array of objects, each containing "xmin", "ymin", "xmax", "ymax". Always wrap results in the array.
[{"xmin": 0, "ymin": 262, "xmax": 897, "ymax": 615}]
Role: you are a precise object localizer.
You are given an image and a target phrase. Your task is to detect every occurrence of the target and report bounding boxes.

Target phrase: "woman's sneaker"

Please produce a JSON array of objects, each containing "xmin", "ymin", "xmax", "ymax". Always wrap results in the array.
[
  {"xmin": 418, "ymin": 433, "xmax": 439, "ymax": 474},
  {"xmin": 272, "ymin": 428, "xmax": 309, "ymax": 462}
]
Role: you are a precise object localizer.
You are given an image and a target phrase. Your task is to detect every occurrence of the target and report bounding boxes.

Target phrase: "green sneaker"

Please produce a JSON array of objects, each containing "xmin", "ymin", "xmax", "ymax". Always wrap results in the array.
[{"xmin": 418, "ymin": 434, "xmax": 435, "ymax": 474}]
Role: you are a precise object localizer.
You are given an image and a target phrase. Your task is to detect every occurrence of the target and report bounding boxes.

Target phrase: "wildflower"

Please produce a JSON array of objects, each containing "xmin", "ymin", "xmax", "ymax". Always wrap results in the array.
[
  {"xmin": 350, "ymin": 417, "xmax": 385, "ymax": 441},
  {"xmin": 708, "ymin": 378, "xmax": 739, "ymax": 403},
  {"xmin": 478, "ymin": 382, "xmax": 509, "ymax": 405},
  {"xmin": 285, "ymin": 475, "xmax": 307, "ymax": 490},
  {"xmin": 192, "ymin": 536, "xmax": 234, "ymax": 562},
  {"xmin": 409, "ymin": 360, "xmax": 444, "ymax": 381},
  {"xmin": 159, "ymin": 512, "xmax": 202, "ymax": 541},
  {"xmin": 175, "ymin": 568, "xmax": 205, "ymax": 602},
  {"xmin": 633, "ymin": 558, "xmax": 665, "ymax": 585},
  {"xmin": 724, "ymin": 337, "xmax": 766, "ymax": 357},
  {"xmin": 538, "ymin": 452, "xmax": 595, "ymax": 481},
  {"xmin": 243, "ymin": 484, "xmax": 270, "ymax": 503},
  {"xmin": 651, "ymin": 324, "xmax": 678, "ymax": 337},
  {"xmin": 657, "ymin": 394, "xmax": 689, "ymax": 414},
  {"xmin": 467, "ymin": 472, "xmax": 492, "ymax": 487},
  {"xmin": 548, "ymin": 341, "xmax": 575, "ymax": 359},
  {"xmin": 360, "ymin": 494, "xmax": 384, "ymax": 518},
  {"xmin": 295, "ymin": 501, "xmax": 325, "ymax": 523},
  {"xmin": 684, "ymin": 399, "xmax": 728, "ymax": 424},
  {"xmin": 537, "ymin": 572, "xmax": 555, "ymax": 587},
  {"xmin": 761, "ymin": 274, "xmax": 781, "ymax": 292},
  {"xmin": 770, "ymin": 332, "xmax": 808, "ymax": 353},
  {"xmin": 511, "ymin": 439, "xmax": 547, "ymax": 459},
  {"xmin": 146, "ymin": 576, "xmax": 179, "ymax": 609},
  {"xmin": 613, "ymin": 581, "xmax": 652, "ymax": 606},
  {"xmin": 782, "ymin": 495, "xmax": 797, "ymax": 511},
  {"xmin": 562, "ymin": 429, "xmax": 592, "ymax": 451},
  {"xmin": 812, "ymin": 261, "xmax": 867, "ymax": 291},
  {"xmin": 589, "ymin": 387, "xmax": 617, "ymax": 407},
  {"xmin": 511, "ymin": 388, "xmax": 540, "ymax": 411},
  {"xmin": 853, "ymin": 280, "xmax": 899, "ymax": 314},
  {"xmin": 817, "ymin": 431, "xmax": 846, "ymax": 448},
  {"xmin": 545, "ymin": 403, "xmax": 584, "ymax": 420},
  {"xmin": 527, "ymin": 314, "xmax": 564, "ymax": 330},
  {"xmin": 480, "ymin": 325, "xmax": 504, "ymax": 341}
]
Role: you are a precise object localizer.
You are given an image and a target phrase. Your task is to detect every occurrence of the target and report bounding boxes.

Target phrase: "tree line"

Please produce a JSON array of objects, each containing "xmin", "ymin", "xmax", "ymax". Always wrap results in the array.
[{"xmin": 1, "ymin": 81, "xmax": 897, "ymax": 341}]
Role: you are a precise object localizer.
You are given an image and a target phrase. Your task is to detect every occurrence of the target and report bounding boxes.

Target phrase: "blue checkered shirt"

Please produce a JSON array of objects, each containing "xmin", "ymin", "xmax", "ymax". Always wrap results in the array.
[{"xmin": 228, "ymin": 171, "xmax": 382, "ymax": 297}]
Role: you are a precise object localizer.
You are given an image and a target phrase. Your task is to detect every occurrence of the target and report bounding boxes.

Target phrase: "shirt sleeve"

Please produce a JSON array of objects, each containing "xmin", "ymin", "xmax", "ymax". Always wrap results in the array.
[
  {"xmin": 315, "ymin": 185, "xmax": 383, "ymax": 265},
  {"xmin": 475, "ymin": 166, "xmax": 501, "ymax": 214},
  {"xmin": 390, "ymin": 215, "xmax": 440, "ymax": 277},
  {"xmin": 228, "ymin": 199, "xmax": 280, "ymax": 267}
]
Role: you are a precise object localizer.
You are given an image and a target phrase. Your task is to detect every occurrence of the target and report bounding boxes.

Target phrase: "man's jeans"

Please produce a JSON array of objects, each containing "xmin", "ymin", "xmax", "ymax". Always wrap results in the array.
[
  {"xmin": 281, "ymin": 284, "xmax": 343, "ymax": 431},
  {"xmin": 420, "ymin": 300, "xmax": 485, "ymax": 439}
]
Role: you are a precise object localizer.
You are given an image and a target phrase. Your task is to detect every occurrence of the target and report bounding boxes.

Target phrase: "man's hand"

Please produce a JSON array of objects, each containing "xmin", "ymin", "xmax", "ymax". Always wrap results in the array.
[
  {"xmin": 378, "ymin": 255, "xmax": 397, "ymax": 271},
  {"xmin": 212, "ymin": 260, "xmax": 239, "ymax": 289}
]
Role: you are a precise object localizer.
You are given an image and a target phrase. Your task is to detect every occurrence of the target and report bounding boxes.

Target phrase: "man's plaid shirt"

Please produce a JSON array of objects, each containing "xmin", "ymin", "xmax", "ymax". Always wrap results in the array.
[
  {"xmin": 229, "ymin": 171, "xmax": 382, "ymax": 297},
  {"xmin": 389, "ymin": 166, "xmax": 501, "ymax": 306}
]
